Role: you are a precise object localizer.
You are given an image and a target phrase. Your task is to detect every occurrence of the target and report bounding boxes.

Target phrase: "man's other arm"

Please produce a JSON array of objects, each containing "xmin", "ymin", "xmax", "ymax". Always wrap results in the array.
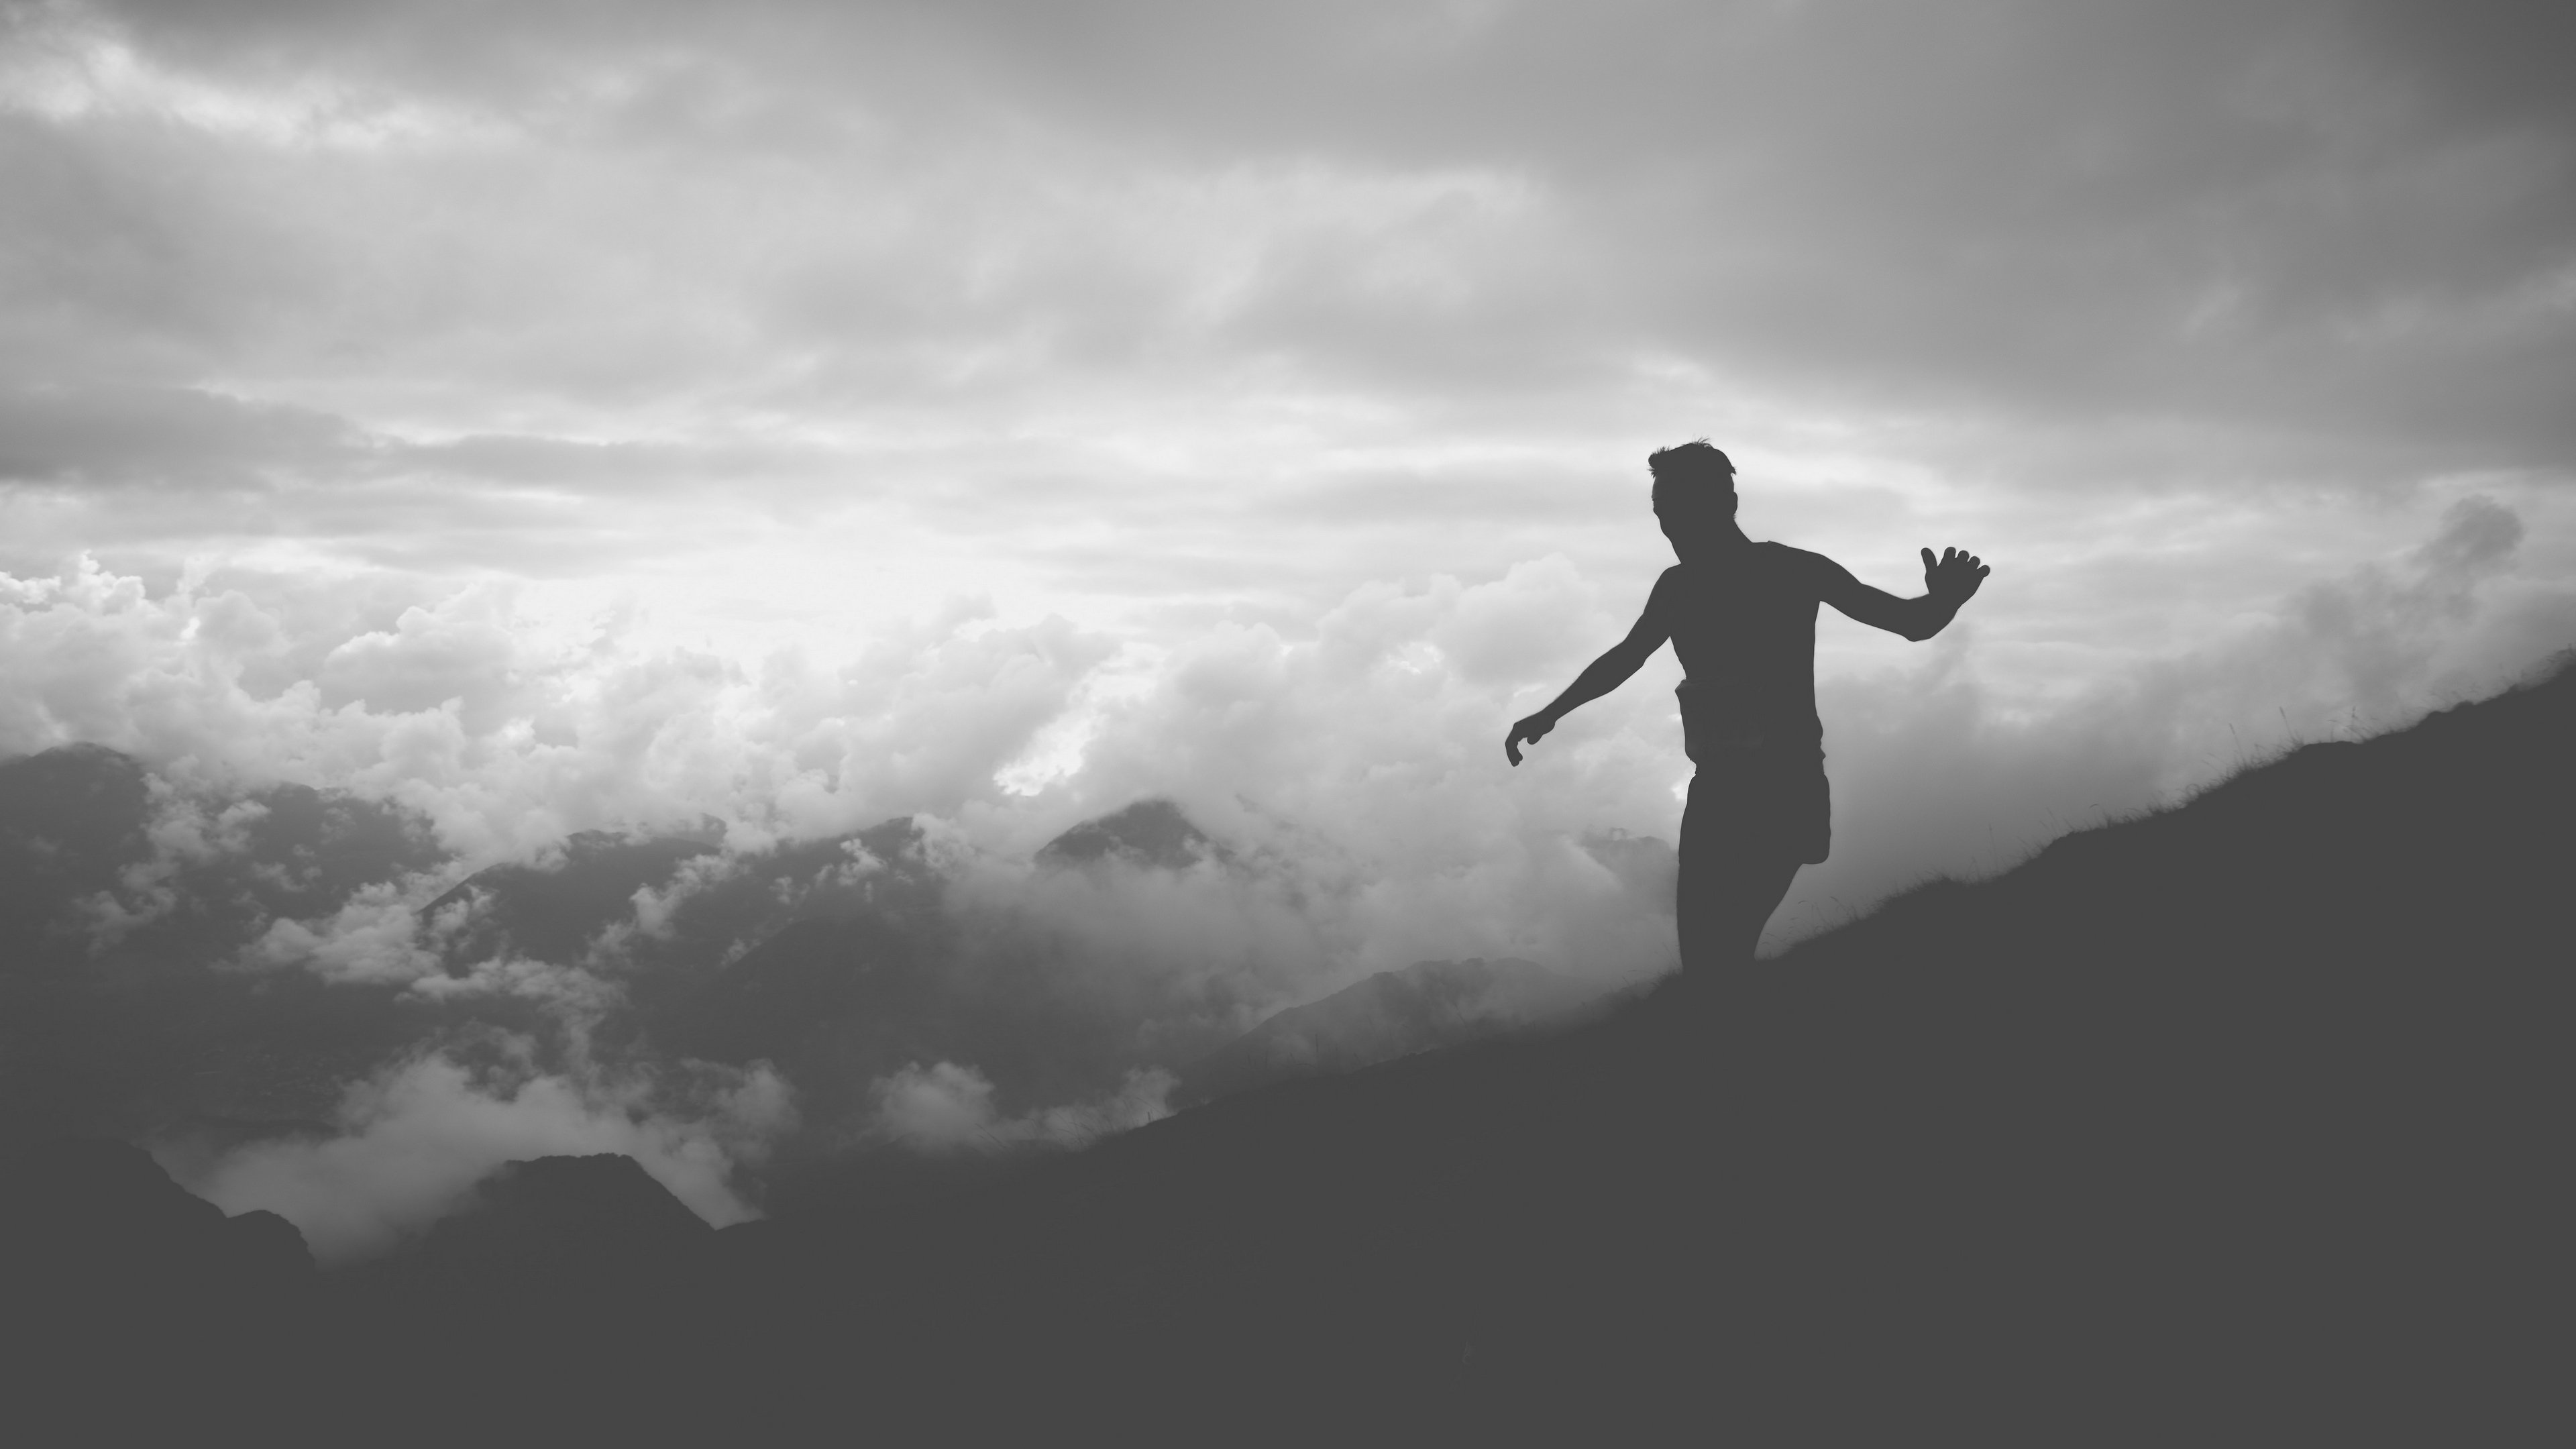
[
  {"xmin": 1813, "ymin": 547, "xmax": 1989, "ymax": 642},
  {"xmin": 1505, "ymin": 572, "xmax": 1675, "ymax": 765}
]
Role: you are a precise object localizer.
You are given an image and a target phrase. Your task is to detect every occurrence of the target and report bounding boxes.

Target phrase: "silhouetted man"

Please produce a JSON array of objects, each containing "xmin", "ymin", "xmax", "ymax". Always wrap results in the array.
[{"xmin": 1506, "ymin": 441, "xmax": 1988, "ymax": 984}]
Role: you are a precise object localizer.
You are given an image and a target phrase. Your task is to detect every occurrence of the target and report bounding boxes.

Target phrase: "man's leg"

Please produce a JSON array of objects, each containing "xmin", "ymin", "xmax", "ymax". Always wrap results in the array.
[
  {"xmin": 1676, "ymin": 769, "xmax": 1805, "ymax": 980},
  {"xmin": 1677, "ymin": 841, "xmax": 1801, "ymax": 978}
]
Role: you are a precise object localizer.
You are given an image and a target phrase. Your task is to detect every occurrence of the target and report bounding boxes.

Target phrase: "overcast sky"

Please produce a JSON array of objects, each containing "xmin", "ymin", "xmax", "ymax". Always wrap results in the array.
[{"xmin": 5, "ymin": 0, "xmax": 2572, "ymax": 960}]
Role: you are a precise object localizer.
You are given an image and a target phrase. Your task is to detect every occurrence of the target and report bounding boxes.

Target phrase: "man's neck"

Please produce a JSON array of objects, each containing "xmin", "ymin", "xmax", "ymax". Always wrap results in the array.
[{"xmin": 1678, "ymin": 527, "xmax": 1755, "ymax": 566}]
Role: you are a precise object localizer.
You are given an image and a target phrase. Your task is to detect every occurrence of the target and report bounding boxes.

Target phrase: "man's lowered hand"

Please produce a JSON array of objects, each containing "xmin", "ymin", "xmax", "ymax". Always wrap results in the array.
[{"xmin": 1505, "ymin": 713, "xmax": 1557, "ymax": 766}]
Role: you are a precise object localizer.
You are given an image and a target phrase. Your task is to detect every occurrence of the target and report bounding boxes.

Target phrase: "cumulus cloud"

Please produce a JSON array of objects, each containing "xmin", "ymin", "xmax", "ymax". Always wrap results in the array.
[
  {"xmin": 177, "ymin": 1036, "xmax": 796, "ymax": 1263},
  {"xmin": 0, "ymin": 554, "xmax": 1111, "ymax": 857},
  {"xmin": 238, "ymin": 875, "xmax": 447, "ymax": 983}
]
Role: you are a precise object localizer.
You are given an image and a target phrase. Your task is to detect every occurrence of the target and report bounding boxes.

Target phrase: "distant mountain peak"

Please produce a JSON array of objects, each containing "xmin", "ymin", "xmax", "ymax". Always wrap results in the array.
[
  {"xmin": 1037, "ymin": 799, "xmax": 1232, "ymax": 871},
  {"xmin": 413, "ymin": 1153, "xmax": 711, "ymax": 1270}
]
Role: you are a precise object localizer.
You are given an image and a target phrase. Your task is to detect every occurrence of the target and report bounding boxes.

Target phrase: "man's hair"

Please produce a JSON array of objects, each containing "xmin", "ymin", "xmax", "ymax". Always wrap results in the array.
[{"xmin": 1647, "ymin": 439, "xmax": 1734, "ymax": 509}]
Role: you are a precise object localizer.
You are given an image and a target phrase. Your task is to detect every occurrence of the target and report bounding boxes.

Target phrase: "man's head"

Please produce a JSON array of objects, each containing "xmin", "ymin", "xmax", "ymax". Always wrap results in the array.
[{"xmin": 1648, "ymin": 440, "xmax": 1737, "ymax": 559}]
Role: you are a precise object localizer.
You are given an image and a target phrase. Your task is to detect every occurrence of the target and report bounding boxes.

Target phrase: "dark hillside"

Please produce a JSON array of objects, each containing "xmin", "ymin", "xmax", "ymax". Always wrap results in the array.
[
  {"xmin": 7, "ymin": 655, "xmax": 2565, "ymax": 1442},
  {"xmin": 340, "ymin": 655, "xmax": 2576, "ymax": 1440},
  {"xmin": 1172, "ymin": 955, "xmax": 1606, "ymax": 1106}
]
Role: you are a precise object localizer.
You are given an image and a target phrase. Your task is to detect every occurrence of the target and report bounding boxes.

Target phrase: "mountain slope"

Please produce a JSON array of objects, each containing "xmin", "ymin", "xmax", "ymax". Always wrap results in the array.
[
  {"xmin": 8, "ymin": 655, "xmax": 2566, "ymax": 1442},
  {"xmin": 710, "ymin": 651, "xmax": 2573, "ymax": 1438},
  {"xmin": 1173, "ymin": 955, "xmax": 1606, "ymax": 1105}
]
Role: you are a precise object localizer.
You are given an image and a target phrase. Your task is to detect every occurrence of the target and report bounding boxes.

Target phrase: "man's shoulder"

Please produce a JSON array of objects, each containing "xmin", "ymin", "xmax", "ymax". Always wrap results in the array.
[{"xmin": 1758, "ymin": 541, "xmax": 1843, "ymax": 589}]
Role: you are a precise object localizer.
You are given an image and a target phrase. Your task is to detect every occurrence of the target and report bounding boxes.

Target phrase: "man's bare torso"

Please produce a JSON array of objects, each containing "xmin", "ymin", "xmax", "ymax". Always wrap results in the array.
[{"xmin": 1650, "ymin": 543, "xmax": 1828, "ymax": 756}]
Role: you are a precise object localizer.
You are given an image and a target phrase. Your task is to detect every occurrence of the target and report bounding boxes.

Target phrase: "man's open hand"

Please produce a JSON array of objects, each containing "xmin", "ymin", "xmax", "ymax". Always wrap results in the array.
[
  {"xmin": 1921, "ymin": 546, "xmax": 1990, "ymax": 604},
  {"xmin": 1505, "ymin": 713, "xmax": 1556, "ymax": 766}
]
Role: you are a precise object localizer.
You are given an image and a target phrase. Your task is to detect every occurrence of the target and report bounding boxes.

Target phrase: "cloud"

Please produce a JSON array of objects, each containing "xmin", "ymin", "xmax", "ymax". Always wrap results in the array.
[
  {"xmin": 0, "ymin": 553, "xmax": 1112, "ymax": 858},
  {"xmin": 8, "ymin": 1, "xmax": 2564, "ymax": 553},
  {"xmin": 20, "ymin": 477, "xmax": 2567, "ymax": 990},
  {"xmin": 235, "ymin": 875, "xmax": 451, "ymax": 983},
  {"xmin": 313, "ymin": 590, "xmax": 527, "ymax": 731},
  {"xmin": 5, "ymin": 2, "xmax": 2569, "ymax": 760},
  {"xmin": 872, "ymin": 1060, "xmax": 1174, "ymax": 1152},
  {"xmin": 176, "ymin": 1035, "xmax": 796, "ymax": 1263},
  {"xmin": 65, "ymin": 776, "xmax": 262, "ymax": 949},
  {"xmin": 401, "ymin": 956, "xmax": 622, "ymax": 1010},
  {"xmin": 236, "ymin": 871, "xmax": 630, "ymax": 1008},
  {"xmin": 0, "ymin": 381, "xmax": 364, "ymax": 490}
]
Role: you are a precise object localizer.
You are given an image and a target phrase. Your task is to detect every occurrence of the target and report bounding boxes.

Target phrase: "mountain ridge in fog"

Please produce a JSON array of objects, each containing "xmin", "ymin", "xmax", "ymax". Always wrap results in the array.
[
  {"xmin": 7, "ymin": 650, "xmax": 2563, "ymax": 1440},
  {"xmin": 0, "ymin": 751, "xmax": 1623, "ymax": 1208},
  {"xmin": 1035, "ymin": 797, "xmax": 1234, "ymax": 871}
]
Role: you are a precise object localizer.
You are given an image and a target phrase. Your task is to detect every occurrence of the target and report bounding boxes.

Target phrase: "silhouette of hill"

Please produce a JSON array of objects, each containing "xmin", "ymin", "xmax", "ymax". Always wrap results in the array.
[
  {"xmin": 0, "ymin": 747, "xmax": 447, "ymax": 1152},
  {"xmin": 723, "ymin": 655, "xmax": 2567, "ymax": 1438},
  {"xmin": 0, "ymin": 746, "xmax": 440, "ymax": 970},
  {"xmin": 1173, "ymin": 955, "xmax": 1606, "ymax": 1106},
  {"xmin": 4, "ymin": 657, "xmax": 2565, "ymax": 1440},
  {"xmin": 2, "ymin": 1137, "xmax": 313, "ymax": 1286},
  {"xmin": 384, "ymin": 1153, "xmax": 715, "ymax": 1281},
  {"xmin": 1, "ymin": 1139, "xmax": 318, "ymax": 1438}
]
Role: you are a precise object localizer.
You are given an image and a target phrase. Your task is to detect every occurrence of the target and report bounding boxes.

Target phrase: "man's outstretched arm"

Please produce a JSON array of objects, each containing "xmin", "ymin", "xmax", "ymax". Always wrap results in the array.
[
  {"xmin": 1506, "ymin": 576, "xmax": 1673, "ymax": 765},
  {"xmin": 1815, "ymin": 547, "xmax": 1990, "ymax": 642}
]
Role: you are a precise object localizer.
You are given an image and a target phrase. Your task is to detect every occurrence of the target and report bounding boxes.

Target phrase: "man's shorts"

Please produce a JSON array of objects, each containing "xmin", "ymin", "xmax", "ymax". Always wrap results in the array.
[{"xmin": 1680, "ymin": 749, "xmax": 1832, "ymax": 866}]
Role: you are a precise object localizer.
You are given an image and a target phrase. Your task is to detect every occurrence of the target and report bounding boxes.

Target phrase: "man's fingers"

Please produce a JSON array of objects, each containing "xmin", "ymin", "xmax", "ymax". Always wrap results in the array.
[{"xmin": 1507, "ymin": 714, "xmax": 1556, "ymax": 765}]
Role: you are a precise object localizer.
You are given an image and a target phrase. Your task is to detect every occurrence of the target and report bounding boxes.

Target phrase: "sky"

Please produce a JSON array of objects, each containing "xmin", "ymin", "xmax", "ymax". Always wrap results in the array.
[{"xmin": 5, "ymin": 0, "xmax": 2574, "ymax": 969}]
